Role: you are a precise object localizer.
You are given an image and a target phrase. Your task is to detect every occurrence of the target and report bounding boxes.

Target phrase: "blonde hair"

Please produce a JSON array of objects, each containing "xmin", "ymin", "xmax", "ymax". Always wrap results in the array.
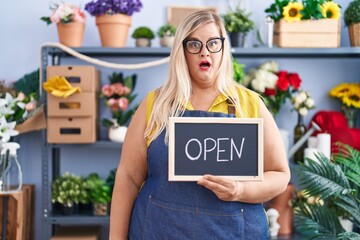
[{"xmin": 145, "ymin": 10, "xmax": 243, "ymax": 143}]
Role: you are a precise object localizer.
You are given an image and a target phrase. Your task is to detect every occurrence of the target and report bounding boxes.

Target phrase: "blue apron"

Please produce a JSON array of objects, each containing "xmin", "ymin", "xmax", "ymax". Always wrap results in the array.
[{"xmin": 128, "ymin": 109, "xmax": 269, "ymax": 240}]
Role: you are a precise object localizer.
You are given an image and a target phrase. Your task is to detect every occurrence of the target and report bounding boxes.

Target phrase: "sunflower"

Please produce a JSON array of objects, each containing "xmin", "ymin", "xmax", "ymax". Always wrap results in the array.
[
  {"xmin": 342, "ymin": 88, "xmax": 360, "ymax": 108},
  {"xmin": 283, "ymin": 2, "xmax": 303, "ymax": 22},
  {"xmin": 321, "ymin": 2, "xmax": 341, "ymax": 19},
  {"xmin": 329, "ymin": 83, "xmax": 352, "ymax": 98}
]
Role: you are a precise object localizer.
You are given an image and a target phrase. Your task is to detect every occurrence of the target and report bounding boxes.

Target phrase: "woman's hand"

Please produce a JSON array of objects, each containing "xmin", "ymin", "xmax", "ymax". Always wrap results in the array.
[{"xmin": 197, "ymin": 174, "xmax": 243, "ymax": 202}]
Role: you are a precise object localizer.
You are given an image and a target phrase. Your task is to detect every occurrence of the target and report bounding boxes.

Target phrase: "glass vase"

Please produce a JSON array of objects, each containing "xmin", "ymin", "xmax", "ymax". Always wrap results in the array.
[
  {"xmin": 293, "ymin": 114, "xmax": 306, "ymax": 164},
  {"xmin": 342, "ymin": 105, "xmax": 358, "ymax": 128}
]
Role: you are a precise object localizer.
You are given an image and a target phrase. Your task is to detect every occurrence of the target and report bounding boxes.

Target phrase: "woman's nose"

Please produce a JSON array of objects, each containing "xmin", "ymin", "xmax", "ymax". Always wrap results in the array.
[{"xmin": 199, "ymin": 46, "xmax": 210, "ymax": 57}]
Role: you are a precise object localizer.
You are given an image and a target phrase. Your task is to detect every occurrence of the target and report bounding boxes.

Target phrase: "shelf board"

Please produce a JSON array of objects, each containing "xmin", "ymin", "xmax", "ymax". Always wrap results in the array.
[
  {"xmin": 46, "ymin": 215, "xmax": 109, "ymax": 224},
  {"xmin": 49, "ymin": 141, "xmax": 123, "ymax": 149},
  {"xmin": 44, "ymin": 46, "xmax": 360, "ymax": 58}
]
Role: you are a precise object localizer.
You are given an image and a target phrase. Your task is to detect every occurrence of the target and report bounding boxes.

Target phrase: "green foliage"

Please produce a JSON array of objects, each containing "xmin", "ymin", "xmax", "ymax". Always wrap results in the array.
[
  {"xmin": 14, "ymin": 69, "xmax": 40, "ymax": 98},
  {"xmin": 301, "ymin": 0, "xmax": 327, "ymax": 20},
  {"xmin": 293, "ymin": 143, "xmax": 360, "ymax": 238},
  {"xmin": 344, "ymin": 0, "xmax": 360, "ymax": 26},
  {"xmin": 51, "ymin": 172, "xmax": 89, "ymax": 207},
  {"xmin": 157, "ymin": 24, "xmax": 176, "ymax": 37},
  {"xmin": 232, "ymin": 59, "xmax": 245, "ymax": 84},
  {"xmin": 222, "ymin": 6, "xmax": 255, "ymax": 33},
  {"xmin": 108, "ymin": 72, "xmax": 137, "ymax": 90},
  {"xmin": 85, "ymin": 173, "xmax": 112, "ymax": 204},
  {"xmin": 265, "ymin": 0, "xmax": 291, "ymax": 22},
  {"xmin": 131, "ymin": 26, "xmax": 155, "ymax": 39},
  {"xmin": 106, "ymin": 168, "xmax": 117, "ymax": 195}
]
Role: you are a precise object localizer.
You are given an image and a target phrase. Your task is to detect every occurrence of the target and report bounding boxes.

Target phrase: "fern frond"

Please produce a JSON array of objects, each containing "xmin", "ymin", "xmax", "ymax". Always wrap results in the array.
[
  {"xmin": 294, "ymin": 202, "xmax": 342, "ymax": 239},
  {"xmin": 338, "ymin": 232, "xmax": 360, "ymax": 240}
]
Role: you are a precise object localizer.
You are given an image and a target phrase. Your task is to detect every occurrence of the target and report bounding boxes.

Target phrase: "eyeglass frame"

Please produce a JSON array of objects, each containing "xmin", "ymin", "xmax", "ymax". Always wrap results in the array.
[{"xmin": 182, "ymin": 37, "xmax": 225, "ymax": 54}]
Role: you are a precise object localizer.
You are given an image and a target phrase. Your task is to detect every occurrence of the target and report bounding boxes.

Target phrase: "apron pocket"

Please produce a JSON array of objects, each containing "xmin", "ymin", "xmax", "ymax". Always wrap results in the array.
[{"xmin": 142, "ymin": 195, "xmax": 244, "ymax": 240}]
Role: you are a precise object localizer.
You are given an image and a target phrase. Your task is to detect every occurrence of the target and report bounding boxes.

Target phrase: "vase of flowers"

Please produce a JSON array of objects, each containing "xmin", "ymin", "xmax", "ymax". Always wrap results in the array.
[
  {"xmin": 41, "ymin": 2, "xmax": 86, "ymax": 47},
  {"xmin": 265, "ymin": 0, "xmax": 341, "ymax": 48},
  {"xmin": 329, "ymin": 83, "xmax": 360, "ymax": 128},
  {"xmin": 291, "ymin": 90, "xmax": 316, "ymax": 163},
  {"xmin": 100, "ymin": 72, "xmax": 138, "ymax": 142},
  {"xmin": 85, "ymin": 0, "xmax": 143, "ymax": 47},
  {"xmin": 243, "ymin": 61, "xmax": 302, "ymax": 117}
]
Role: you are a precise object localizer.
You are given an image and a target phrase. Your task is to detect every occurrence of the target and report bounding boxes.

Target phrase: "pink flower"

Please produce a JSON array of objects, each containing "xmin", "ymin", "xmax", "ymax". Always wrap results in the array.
[
  {"xmin": 102, "ymin": 85, "xmax": 113, "ymax": 97},
  {"xmin": 111, "ymin": 83, "xmax": 124, "ymax": 95},
  {"xmin": 72, "ymin": 7, "xmax": 86, "ymax": 23},
  {"xmin": 17, "ymin": 92, "xmax": 25, "ymax": 101},
  {"xmin": 118, "ymin": 97, "xmax": 129, "ymax": 112},
  {"xmin": 123, "ymin": 86, "xmax": 131, "ymax": 95},
  {"xmin": 107, "ymin": 98, "xmax": 118, "ymax": 112},
  {"xmin": 50, "ymin": 11, "xmax": 61, "ymax": 23},
  {"xmin": 25, "ymin": 102, "xmax": 37, "ymax": 111}
]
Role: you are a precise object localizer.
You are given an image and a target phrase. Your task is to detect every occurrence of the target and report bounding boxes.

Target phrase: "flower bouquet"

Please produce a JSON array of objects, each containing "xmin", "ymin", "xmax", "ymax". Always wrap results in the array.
[
  {"xmin": 101, "ymin": 72, "xmax": 138, "ymax": 128},
  {"xmin": 243, "ymin": 61, "xmax": 301, "ymax": 117},
  {"xmin": 265, "ymin": 0, "xmax": 341, "ymax": 48},
  {"xmin": 291, "ymin": 90, "xmax": 315, "ymax": 116},
  {"xmin": 41, "ymin": 2, "xmax": 86, "ymax": 47},
  {"xmin": 329, "ymin": 83, "xmax": 360, "ymax": 128},
  {"xmin": 85, "ymin": 0, "xmax": 143, "ymax": 47}
]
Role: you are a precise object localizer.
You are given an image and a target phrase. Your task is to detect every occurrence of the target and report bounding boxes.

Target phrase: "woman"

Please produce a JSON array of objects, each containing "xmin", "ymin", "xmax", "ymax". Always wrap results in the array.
[{"xmin": 109, "ymin": 11, "xmax": 290, "ymax": 239}]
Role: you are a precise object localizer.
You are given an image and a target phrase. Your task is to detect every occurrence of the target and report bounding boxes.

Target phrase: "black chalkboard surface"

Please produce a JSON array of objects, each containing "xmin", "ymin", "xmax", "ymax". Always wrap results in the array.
[{"xmin": 169, "ymin": 117, "xmax": 263, "ymax": 181}]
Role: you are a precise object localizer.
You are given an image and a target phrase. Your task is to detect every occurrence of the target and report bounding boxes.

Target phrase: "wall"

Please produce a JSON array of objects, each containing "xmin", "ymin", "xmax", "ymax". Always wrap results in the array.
[{"xmin": 0, "ymin": 0, "xmax": 357, "ymax": 239}]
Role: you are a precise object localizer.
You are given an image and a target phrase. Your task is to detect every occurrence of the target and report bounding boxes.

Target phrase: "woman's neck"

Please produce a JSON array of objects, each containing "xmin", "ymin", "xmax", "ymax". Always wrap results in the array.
[{"xmin": 190, "ymin": 86, "xmax": 220, "ymax": 111}]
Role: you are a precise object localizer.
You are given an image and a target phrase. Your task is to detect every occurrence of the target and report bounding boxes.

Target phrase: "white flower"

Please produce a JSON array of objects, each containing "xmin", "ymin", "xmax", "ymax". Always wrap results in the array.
[
  {"xmin": 299, "ymin": 107, "xmax": 308, "ymax": 116},
  {"xmin": 251, "ymin": 78, "xmax": 266, "ymax": 93},
  {"xmin": 295, "ymin": 91, "xmax": 307, "ymax": 104},
  {"xmin": 305, "ymin": 98, "xmax": 314, "ymax": 108},
  {"xmin": 260, "ymin": 61, "xmax": 279, "ymax": 72},
  {"xmin": 0, "ymin": 117, "xmax": 19, "ymax": 142}
]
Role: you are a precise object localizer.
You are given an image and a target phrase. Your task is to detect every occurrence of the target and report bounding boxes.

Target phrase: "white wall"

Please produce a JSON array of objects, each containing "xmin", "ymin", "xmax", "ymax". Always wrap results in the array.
[{"xmin": 0, "ymin": 0, "xmax": 357, "ymax": 239}]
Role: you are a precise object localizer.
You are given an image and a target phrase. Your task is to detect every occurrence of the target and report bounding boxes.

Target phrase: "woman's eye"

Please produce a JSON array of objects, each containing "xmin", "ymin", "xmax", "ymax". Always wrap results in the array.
[
  {"xmin": 208, "ymin": 40, "xmax": 218, "ymax": 47},
  {"xmin": 189, "ymin": 41, "xmax": 201, "ymax": 48}
]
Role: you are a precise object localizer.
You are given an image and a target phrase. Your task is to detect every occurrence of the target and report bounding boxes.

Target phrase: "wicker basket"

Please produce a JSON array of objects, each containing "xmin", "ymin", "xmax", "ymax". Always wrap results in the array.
[{"xmin": 348, "ymin": 23, "xmax": 360, "ymax": 47}]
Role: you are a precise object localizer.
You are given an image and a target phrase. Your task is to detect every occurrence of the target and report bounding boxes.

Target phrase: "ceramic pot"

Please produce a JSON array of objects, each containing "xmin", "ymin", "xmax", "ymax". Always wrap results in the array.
[
  {"xmin": 108, "ymin": 126, "xmax": 127, "ymax": 142},
  {"xmin": 57, "ymin": 22, "xmax": 85, "ymax": 47},
  {"xmin": 135, "ymin": 38, "xmax": 151, "ymax": 47},
  {"xmin": 159, "ymin": 36, "xmax": 175, "ymax": 47},
  {"xmin": 96, "ymin": 13, "xmax": 131, "ymax": 47}
]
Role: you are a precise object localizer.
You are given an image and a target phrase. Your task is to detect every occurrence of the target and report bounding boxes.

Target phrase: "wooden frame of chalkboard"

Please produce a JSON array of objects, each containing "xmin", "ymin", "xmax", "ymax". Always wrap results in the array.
[{"xmin": 169, "ymin": 117, "xmax": 263, "ymax": 181}]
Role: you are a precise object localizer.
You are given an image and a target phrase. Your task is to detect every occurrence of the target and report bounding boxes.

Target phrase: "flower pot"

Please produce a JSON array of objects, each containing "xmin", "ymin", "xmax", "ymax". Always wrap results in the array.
[
  {"xmin": 56, "ymin": 22, "xmax": 85, "ymax": 47},
  {"xmin": 348, "ymin": 23, "xmax": 360, "ymax": 47},
  {"xmin": 229, "ymin": 32, "xmax": 246, "ymax": 47},
  {"xmin": 108, "ymin": 126, "xmax": 127, "ymax": 142},
  {"xmin": 160, "ymin": 36, "xmax": 175, "ymax": 47},
  {"xmin": 96, "ymin": 14, "xmax": 131, "ymax": 47},
  {"xmin": 93, "ymin": 202, "xmax": 109, "ymax": 216},
  {"xmin": 135, "ymin": 38, "xmax": 151, "ymax": 47}
]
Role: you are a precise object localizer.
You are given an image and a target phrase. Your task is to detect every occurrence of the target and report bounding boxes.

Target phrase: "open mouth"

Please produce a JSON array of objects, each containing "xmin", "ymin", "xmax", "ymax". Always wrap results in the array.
[{"xmin": 199, "ymin": 61, "xmax": 211, "ymax": 70}]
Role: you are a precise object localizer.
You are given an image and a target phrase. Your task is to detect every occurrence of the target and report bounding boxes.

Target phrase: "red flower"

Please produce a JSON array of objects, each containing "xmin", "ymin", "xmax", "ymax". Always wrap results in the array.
[
  {"xmin": 277, "ymin": 72, "xmax": 290, "ymax": 91},
  {"xmin": 265, "ymin": 88, "xmax": 276, "ymax": 96},
  {"xmin": 288, "ymin": 73, "xmax": 302, "ymax": 90}
]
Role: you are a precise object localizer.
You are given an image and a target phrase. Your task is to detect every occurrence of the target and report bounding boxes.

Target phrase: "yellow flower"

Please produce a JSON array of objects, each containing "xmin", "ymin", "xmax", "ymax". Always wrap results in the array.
[
  {"xmin": 321, "ymin": 2, "xmax": 341, "ymax": 19},
  {"xmin": 343, "ymin": 89, "xmax": 360, "ymax": 108},
  {"xmin": 283, "ymin": 2, "xmax": 303, "ymax": 22},
  {"xmin": 329, "ymin": 83, "xmax": 352, "ymax": 98}
]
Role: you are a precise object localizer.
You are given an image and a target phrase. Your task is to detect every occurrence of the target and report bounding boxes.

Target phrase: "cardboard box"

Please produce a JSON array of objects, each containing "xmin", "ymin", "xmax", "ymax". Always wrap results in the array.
[
  {"xmin": 47, "ymin": 116, "xmax": 96, "ymax": 143},
  {"xmin": 274, "ymin": 19, "xmax": 340, "ymax": 48},
  {"xmin": 47, "ymin": 65, "xmax": 99, "ymax": 92},
  {"xmin": 47, "ymin": 92, "xmax": 98, "ymax": 117},
  {"xmin": 51, "ymin": 226, "xmax": 100, "ymax": 240}
]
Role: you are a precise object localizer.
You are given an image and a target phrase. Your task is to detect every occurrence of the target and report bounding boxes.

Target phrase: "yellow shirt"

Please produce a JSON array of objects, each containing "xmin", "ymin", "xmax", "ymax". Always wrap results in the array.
[{"xmin": 145, "ymin": 85, "xmax": 260, "ymax": 146}]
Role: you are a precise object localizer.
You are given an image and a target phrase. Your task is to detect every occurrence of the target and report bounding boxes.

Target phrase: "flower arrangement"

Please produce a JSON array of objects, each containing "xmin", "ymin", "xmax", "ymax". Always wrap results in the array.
[
  {"xmin": 291, "ymin": 90, "xmax": 315, "ymax": 116},
  {"xmin": 101, "ymin": 72, "xmax": 138, "ymax": 128},
  {"xmin": 157, "ymin": 24, "xmax": 176, "ymax": 38},
  {"xmin": 0, "ymin": 81, "xmax": 38, "ymax": 142},
  {"xmin": 85, "ymin": 0, "xmax": 142, "ymax": 16},
  {"xmin": 243, "ymin": 61, "xmax": 301, "ymax": 116},
  {"xmin": 265, "ymin": 0, "xmax": 341, "ymax": 22},
  {"xmin": 41, "ymin": 2, "xmax": 86, "ymax": 25},
  {"xmin": 329, "ymin": 83, "xmax": 360, "ymax": 127}
]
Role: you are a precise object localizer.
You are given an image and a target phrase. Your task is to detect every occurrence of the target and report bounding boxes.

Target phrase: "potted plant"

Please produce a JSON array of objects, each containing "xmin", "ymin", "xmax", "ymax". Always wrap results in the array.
[
  {"xmin": 292, "ymin": 143, "xmax": 360, "ymax": 238},
  {"xmin": 85, "ymin": 173, "xmax": 112, "ymax": 216},
  {"xmin": 222, "ymin": 6, "xmax": 255, "ymax": 47},
  {"xmin": 41, "ymin": 2, "xmax": 86, "ymax": 47},
  {"xmin": 157, "ymin": 24, "xmax": 176, "ymax": 47},
  {"xmin": 131, "ymin": 26, "xmax": 155, "ymax": 47},
  {"xmin": 100, "ymin": 72, "xmax": 138, "ymax": 142},
  {"xmin": 345, "ymin": 0, "xmax": 360, "ymax": 46},
  {"xmin": 85, "ymin": 0, "xmax": 143, "ymax": 47},
  {"xmin": 265, "ymin": 0, "xmax": 341, "ymax": 48},
  {"xmin": 51, "ymin": 172, "xmax": 88, "ymax": 215}
]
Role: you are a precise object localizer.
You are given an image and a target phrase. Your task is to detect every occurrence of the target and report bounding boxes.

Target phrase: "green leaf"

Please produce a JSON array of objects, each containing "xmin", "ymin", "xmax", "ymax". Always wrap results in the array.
[{"xmin": 13, "ymin": 69, "xmax": 40, "ymax": 98}]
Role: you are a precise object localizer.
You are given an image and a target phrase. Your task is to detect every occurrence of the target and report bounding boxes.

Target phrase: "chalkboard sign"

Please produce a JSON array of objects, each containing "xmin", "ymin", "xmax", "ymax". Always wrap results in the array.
[{"xmin": 168, "ymin": 117, "xmax": 263, "ymax": 181}]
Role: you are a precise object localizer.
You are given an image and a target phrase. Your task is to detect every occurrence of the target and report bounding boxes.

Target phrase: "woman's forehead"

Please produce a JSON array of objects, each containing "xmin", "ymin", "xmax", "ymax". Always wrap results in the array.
[{"xmin": 187, "ymin": 22, "xmax": 220, "ymax": 39}]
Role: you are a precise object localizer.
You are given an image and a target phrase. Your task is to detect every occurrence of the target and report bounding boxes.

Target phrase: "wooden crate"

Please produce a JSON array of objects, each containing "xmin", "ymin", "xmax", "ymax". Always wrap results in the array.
[
  {"xmin": 274, "ymin": 19, "xmax": 340, "ymax": 48},
  {"xmin": 0, "ymin": 185, "xmax": 35, "ymax": 240}
]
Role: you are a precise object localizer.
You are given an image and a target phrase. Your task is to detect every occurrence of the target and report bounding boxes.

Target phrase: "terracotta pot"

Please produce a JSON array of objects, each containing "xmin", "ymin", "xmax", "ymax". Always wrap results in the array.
[
  {"xmin": 267, "ymin": 183, "xmax": 295, "ymax": 235},
  {"xmin": 348, "ymin": 23, "xmax": 360, "ymax": 47},
  {"xmin": 56, "ymin": 22, "xmax": 85, "ymax": 47},
  {"xmin": 96, "ymin": 14, "xmax": 131, "ymax": 47}
]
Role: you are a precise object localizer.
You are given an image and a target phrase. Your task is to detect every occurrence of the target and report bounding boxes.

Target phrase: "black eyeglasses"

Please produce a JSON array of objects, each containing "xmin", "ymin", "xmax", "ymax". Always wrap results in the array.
[{"xmin": 183, "ymin": 37, "xmax": 225, "ymax": 54}]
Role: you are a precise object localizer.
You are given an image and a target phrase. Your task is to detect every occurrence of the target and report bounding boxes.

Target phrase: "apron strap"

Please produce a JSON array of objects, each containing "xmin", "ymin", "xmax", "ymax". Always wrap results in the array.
[{"xmin": 226, "ymin": 98, "xmax": 235, "ymax": 115}]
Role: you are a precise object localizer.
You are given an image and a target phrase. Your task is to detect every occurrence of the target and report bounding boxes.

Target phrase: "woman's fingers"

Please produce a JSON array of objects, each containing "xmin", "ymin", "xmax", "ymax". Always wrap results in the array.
[{"xmin": 197, "ymin": 175, "xmax": 241, "ymax": 201}]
